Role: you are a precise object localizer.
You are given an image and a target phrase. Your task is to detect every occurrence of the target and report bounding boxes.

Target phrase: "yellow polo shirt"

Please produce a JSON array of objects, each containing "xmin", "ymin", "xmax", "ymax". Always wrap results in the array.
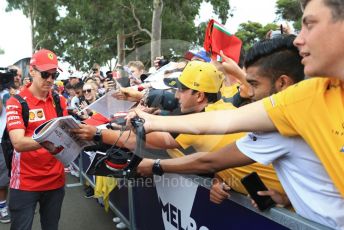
[
  {"xmin": 263, "ymin": 77, "xmax": 344, "ymax": 197},
  {"xmin": 174, "ymin": 100, "xmax": 285, "ymax": 195},
  {"xmin": 220, "ymin": 83, "xmax": 240, "ymax": 98}
]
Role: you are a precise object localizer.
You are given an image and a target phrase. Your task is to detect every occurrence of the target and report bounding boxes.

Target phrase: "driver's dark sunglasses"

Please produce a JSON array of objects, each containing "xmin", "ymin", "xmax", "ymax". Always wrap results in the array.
[{"xmin": 34, "ymin": 67, "xmax": 60, "ymax": 80}]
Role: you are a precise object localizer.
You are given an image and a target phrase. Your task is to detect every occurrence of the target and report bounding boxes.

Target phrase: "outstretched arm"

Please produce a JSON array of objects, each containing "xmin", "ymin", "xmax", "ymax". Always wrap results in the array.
[
  {"xmin": 130, "ymin": 99, "xmax": 276, "ymax": 135},
  {"xmin": 137, "ymin": 142, "xmax": 255, "ymax": 176},
  {"xmin": 72, "ymin": 124, "xmax": 180, "ymax": 150}
]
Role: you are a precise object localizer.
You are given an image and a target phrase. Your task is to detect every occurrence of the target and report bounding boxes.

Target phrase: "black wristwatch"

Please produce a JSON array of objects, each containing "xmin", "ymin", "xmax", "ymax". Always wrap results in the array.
[
  {"xmin": 152, "ymin": 159, "xmax": 164, "ymax": 176},
  {"xmin": 93, "ymin": 128, "xmax": 103, "ymax": 145}
]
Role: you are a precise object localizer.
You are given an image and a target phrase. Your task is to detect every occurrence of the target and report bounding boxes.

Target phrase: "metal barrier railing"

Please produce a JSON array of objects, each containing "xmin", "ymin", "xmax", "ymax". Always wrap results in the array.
[
  {"xmin": 74, "ymin": 152, "xmax": 332, "ymax": 230},
  {"xmin": 184, "ymin": 174, "xmax": 332, "ymax": 230}
]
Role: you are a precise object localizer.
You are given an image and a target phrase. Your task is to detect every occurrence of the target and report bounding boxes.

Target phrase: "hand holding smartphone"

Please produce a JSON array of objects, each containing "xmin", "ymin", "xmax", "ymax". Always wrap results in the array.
[{"xmin": 241, "ymin": 172, "xmax": 275, "ymax": 211}]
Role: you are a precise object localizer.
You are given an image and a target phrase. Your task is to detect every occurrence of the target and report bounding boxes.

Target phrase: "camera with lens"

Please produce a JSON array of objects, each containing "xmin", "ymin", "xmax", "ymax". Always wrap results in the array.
[
  {"xmin": 0, "ymin": 67, "xmax": 16, "ymax": 91},
  {"xmin": 144, "ymin": 89, "xmax": 179, "ymax": 113}
]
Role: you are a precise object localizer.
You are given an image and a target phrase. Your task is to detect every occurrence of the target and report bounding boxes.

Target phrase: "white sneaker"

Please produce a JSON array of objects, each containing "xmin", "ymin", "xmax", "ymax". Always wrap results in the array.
[
  {"xmin": 70, "ymin": 168, "xmax": 80, "ymax": 178},
  {"xmin": 0, "ymin": 206, "xmax": 11, "ymax": 224},
  {"xmin": 116, "ymin": 222, "xmax": 126, "ymax": 229},
  {"xmin": 112, "ymin": 217, "xmax": 121, "ymax": 223}
]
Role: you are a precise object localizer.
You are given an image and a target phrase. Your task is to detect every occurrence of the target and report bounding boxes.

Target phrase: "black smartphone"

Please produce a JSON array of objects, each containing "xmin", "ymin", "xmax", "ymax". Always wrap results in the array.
[
  {"xmin": 106, "ymin": 72, "xmax": 113, "ymax": 81},
  {"xmin": 241, "ymin": 172, "xmax": 275, "ymax": 211}
]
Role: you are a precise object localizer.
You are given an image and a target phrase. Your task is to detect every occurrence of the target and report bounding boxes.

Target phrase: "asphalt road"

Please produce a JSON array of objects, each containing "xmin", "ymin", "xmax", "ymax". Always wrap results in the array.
[{"xmin": 1, "ymin": 174, "xmax": 123, "ymax": 230}]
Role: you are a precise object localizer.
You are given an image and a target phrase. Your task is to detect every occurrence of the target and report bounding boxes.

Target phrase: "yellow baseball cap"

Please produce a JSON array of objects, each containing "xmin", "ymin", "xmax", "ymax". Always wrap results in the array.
[{"xmin": 178, "ymin": 61, "xmax": 224, "ymax": 93}]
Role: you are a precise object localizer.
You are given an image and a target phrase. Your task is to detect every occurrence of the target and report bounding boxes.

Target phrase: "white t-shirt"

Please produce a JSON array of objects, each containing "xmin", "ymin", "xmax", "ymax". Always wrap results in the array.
[
  {"xmin": 70, "ymin": 96, "xmax": 80, "ymax": 109},
  {"xmin": 236, "ymin": 132, "xmax": 344, "ymax": 230}
]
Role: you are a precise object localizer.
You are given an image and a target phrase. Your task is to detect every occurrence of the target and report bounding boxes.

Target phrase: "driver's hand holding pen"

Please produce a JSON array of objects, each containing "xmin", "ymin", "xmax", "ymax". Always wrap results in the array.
[{"xmin": 71, "ymin": 124, "xmax": 97, "ymax": 141}]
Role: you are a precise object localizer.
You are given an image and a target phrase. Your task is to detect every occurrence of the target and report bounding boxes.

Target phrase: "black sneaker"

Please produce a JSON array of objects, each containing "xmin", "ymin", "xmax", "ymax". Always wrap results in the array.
[{"xmin": 84, "ymin": 186, "xmax": 94, "ymax": 198}]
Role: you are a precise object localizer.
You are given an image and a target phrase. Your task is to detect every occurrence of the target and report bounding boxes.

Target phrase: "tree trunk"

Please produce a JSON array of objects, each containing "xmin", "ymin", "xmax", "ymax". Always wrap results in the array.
[
  {"xmin": 135, "ymin": 48, "xmax": 139, "ymax": 61},
  {"xmin": 117, "ymin": 32, "xmax": 126, "ymax": 65},
  {"xmin": 29, "ymin": 5, "xmax": 35, "ymax": 53},
  {"xmin": 151, "ymin": 0, "xmax": 163, "ymax": 65}
]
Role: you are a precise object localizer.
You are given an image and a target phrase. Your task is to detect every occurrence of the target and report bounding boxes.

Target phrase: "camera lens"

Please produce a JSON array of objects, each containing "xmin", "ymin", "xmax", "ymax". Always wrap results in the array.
[
  {"xmin": 145, "ymin": 89, "xmax": 179, "ymax": 111},
  {"xmin": 158, "ymin": 59, "xmax": 170, "ymax": 67},
  {"xmin": 0, "ymin": 67, "xmax": 16, "ymax": 90}
]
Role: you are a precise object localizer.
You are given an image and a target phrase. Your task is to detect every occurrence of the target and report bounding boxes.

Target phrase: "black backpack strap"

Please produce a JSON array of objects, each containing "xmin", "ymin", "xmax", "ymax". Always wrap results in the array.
[
  {"xmin": 12, "ymin": 94, "xmax": 30, "ymax": 127},
  {"xmin": 52, "ymin": 92, "xmax": 63, "ymax": 117}
]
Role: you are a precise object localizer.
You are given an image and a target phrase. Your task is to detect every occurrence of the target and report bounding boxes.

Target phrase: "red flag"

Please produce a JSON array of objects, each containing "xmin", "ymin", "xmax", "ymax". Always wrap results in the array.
[
  {"xmin": 83, "ymin": 113, "xmax": 110, "ymax": 126},
  {"xmin": 204, "ymin": 19, "xmax": 242, "ymax": 63}
]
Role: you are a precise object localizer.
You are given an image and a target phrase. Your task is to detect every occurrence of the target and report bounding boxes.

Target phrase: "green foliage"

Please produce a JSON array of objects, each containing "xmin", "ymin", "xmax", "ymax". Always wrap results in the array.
[
  {"xmin": 235, "ymin": 21, "xmax": 278, "ymax": 51},
  {"xmin": 205, "ymin": 0, "xmax": 230, "ymax": 24},
  {"xmin": 235, "ymin": 0, "xmax": 302, "ymax": 51},
  {"xmin": 159, "ymin": 0, "xmax": 230, "ymax": 59},
  {"xmin": 276, "ymin": 0, "xmax": 302, "ymax": 30},
  {"xmin": 162, "ymin": 1, "xmax": 199, "ymax": 41},
  {"xmin": 196, "ymin": 22, "xmax": 208, "ymax": 46},
  {"xmin": 55, "ymin": 0, "xmax": 130, "ymax": 70},
  {"xmin": 0, "ymin": 48, "xmax": 4, "ymax": 55}
]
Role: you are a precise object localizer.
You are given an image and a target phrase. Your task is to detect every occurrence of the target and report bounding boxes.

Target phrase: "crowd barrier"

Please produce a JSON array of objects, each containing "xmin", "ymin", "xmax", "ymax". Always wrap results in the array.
[{"xmin": 71, "ymin": 150, "xmax": 332, "ymax": 230}]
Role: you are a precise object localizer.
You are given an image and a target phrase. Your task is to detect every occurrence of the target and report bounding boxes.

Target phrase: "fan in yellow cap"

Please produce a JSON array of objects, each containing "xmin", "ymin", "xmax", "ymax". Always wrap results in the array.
[{"xmin": 164, "ymin": 61, "xmax": 224, "ymax": 93}]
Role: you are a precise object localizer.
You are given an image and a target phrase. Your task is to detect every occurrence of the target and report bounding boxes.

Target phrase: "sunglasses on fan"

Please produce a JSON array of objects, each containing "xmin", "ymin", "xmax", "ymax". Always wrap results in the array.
[{"xmin": 83, "ymin": 89, "xmax": 93, "ymax": 93}]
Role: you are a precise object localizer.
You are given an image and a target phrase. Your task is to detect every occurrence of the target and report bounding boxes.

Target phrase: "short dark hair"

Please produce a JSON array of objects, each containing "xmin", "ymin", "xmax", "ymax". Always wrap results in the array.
[
  {"xmin": 238, "ymin": 46, "xmax": 246, "ymax": 68},
  {"xmin": 65, "ymin": 83, "xmax": 73, "ymax": 90},
  {"xmin": 300, "ymin": 0, "xmax": 344, "ymax": 21},
  {"xmin": 189, "ymin": 89, "xmax": 220, "ymax": 103},
  {"xmin": 244, "ymin": 35, "xmax": 304, "ymax": 84},
  {"xmin": 73, "ymin": 82, "xmax": 84, "ymax": 90},
  {"xmin": 203, "ymin": 92, "xmax": 221, "ymax": 103}
]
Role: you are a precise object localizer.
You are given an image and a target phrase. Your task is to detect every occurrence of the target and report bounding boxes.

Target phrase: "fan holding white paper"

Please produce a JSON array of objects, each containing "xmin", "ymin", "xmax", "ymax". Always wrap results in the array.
[{"xmin": 80, "ymin": 90, "xmax": 136, "ymax": 119}]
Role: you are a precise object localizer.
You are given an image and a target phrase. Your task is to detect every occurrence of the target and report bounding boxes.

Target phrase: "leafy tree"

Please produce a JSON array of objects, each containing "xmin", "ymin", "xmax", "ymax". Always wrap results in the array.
[
  {"xmin": 56, "ymin": 0, "xmax": 128, "ymax": 70},
  {"xmin": 235, "ymin": 21, "xmax": 278, "ymax": 51},
  {"xmin": 0, "ymin": 48, "xmax": 4, "ymax": 55},
  {"xmin": 124, "ymin": 0, "xmax": 231, "ymax": 64},
  {"xmin": 6, "ymin": 0, "xmax": 232, "ymax": 69},
  {"xmin": 196, "ymin": 22, "xmax": 208, "ymax": 47},
  {"xmin": 276, "ymin": 0, "xmax": 302, "ymax": 31},
  {"xmin": 6, "ymin": 0, "xmax": 61, "ymax": 54},
  {"xmin": 206, "ymin": 0, "xmax": 231, "ymax": 23}
]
